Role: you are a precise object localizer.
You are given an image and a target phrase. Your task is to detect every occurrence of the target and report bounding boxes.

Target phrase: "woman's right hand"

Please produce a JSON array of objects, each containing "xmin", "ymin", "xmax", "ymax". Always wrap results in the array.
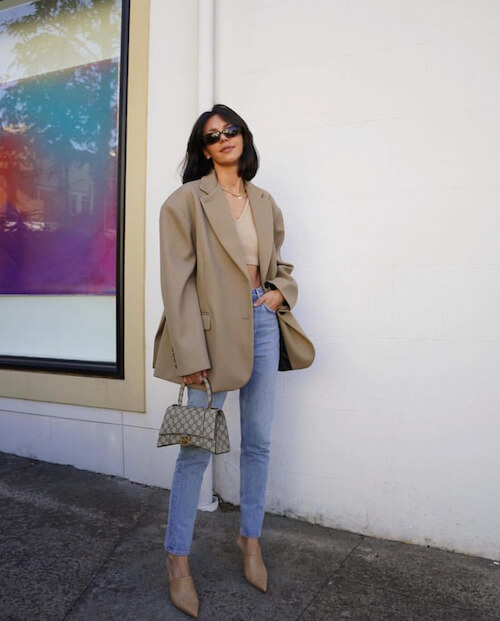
[{"xmin": 183, "ymin": 369, "xmax": 208, "ymax": 385}]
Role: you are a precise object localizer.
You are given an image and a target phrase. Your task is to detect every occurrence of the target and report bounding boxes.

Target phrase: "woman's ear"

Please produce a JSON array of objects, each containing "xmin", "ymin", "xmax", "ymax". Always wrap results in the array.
[{"xmin": 203, "ymin": 148, "xmax": 211, "ymax": 160}]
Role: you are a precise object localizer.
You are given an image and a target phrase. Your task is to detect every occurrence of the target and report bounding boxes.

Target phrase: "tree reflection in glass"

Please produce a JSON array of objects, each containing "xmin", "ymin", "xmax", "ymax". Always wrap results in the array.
[{"xmin": 0, "ymin": 0, "xmax": 123, "ymax": 294}]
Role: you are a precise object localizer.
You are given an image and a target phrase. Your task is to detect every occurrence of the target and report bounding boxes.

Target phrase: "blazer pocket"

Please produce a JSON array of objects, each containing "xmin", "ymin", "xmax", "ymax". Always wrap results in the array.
[{"xmin": 201, "ymin": 312, "xmax": 212, "ymax": 330}]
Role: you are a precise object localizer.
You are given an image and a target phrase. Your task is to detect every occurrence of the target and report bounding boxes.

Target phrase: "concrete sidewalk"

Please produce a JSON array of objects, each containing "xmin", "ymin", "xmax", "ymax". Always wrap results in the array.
[{"xmin": 0, "ymin": 452, "xmax": 498, "ymax": 621}]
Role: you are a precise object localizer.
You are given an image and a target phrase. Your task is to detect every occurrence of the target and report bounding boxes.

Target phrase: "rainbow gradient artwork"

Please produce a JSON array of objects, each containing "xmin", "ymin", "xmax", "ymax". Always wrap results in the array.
[{"xmin": 0, "ymin": 58, "xmax": 119, "ymax": 295}]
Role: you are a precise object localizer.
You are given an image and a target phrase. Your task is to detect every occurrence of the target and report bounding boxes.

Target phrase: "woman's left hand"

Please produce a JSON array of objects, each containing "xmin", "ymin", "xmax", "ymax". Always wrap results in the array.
[{"xmin": 254, "ymin": 289, "xmax": 284, "ymax": 311}]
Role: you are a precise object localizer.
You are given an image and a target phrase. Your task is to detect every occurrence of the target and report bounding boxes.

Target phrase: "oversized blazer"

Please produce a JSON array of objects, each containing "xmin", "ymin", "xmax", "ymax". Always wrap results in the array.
[{"xmin": 153, "ymin": 169, "xmax": 314, "ymax": 392}]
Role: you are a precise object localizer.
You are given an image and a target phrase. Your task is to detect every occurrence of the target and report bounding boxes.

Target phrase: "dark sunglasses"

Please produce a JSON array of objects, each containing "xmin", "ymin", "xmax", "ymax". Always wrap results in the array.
[{"xmin": 204, "ymin": 125, "xmax": 242, "ymax": 145}]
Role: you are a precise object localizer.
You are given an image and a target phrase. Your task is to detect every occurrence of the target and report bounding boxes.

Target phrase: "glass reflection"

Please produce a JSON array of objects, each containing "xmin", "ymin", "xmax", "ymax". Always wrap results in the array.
[{"xmin": 0, "ymin": 0, "xmax": 122, "ymax": 294}]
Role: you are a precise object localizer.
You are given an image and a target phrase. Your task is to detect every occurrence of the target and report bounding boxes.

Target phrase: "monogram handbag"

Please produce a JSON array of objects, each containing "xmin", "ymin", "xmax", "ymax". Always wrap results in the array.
[{"xmin": 157, "ymin": 377, "xmax": 230, "ymax": 454}]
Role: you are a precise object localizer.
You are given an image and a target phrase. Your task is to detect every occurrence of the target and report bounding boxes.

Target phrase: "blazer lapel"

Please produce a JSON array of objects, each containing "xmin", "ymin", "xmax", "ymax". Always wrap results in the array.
[
  {"xmin": 200, "ymin": 171, "xmax": 250, "ymax": 282},
  {"xmin": 246, "ymin": 182, "xmax": 273, "ymax": 285}
]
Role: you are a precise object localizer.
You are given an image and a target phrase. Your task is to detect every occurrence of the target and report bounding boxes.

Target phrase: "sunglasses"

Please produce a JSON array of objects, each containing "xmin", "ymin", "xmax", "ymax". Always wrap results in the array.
[{"xmin": 204, "ymin": 125, "xmax": 242, "ymax": 145}]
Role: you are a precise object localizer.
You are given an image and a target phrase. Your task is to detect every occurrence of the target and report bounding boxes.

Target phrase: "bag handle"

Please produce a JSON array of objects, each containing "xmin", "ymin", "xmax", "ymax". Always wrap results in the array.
[{"xmin": 177, "ymin": 376, "xmax": 213, "ymax": 408}]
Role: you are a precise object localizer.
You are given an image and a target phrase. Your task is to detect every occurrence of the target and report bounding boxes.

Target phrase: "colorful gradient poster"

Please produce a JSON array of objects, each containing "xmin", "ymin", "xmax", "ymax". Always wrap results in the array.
[{"xmin": 0, "ymin": 58, "xmax": 119, "ymax": 295}]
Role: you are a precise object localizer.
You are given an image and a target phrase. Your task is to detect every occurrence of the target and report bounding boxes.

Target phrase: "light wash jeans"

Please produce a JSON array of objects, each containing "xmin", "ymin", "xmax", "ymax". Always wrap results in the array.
[{"xmin": 164, "ymin": 287, "xmax": 280, "ymax": 556}]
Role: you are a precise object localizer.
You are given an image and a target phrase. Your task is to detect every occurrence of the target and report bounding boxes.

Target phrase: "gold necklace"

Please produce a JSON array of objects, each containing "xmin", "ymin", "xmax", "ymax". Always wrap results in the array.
[{"xmin": 222, "ymin": 185, "xmax": 246, "ymax": 199}]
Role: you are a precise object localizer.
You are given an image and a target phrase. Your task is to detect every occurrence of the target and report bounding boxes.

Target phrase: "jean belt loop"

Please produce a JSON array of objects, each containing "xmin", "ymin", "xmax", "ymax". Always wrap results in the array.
[{"xmin": 252, "ymin": 286, "xmax": 263, "ymax": 302}]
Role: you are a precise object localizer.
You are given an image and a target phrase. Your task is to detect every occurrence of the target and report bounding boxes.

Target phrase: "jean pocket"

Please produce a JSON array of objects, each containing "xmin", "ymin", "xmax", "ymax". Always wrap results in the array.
[{"xmin": 263, "ymin": 303, "xmax": 276, "ymax": 314}]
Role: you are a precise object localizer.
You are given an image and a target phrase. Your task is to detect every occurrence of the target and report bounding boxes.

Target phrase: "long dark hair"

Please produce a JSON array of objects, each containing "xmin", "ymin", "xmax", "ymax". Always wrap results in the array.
[{"xmin": 182, "ymin": 104, "xmax": 259, "ymax": 184}]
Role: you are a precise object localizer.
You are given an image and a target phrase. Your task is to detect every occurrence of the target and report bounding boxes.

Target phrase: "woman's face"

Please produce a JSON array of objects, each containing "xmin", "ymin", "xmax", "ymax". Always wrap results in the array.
[{"xmin": 202, "ymin": 114, "xmax": 244, "ymax": 168}]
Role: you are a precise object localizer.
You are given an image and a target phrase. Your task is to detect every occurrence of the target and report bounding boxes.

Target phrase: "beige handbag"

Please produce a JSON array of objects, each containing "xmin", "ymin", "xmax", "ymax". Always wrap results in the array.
[
  {"xmin": 276, "ymin": 308, "xmax": 315, "ymax": 371},
  {"xmin": 157, "ymin": 377, "xmax": 230, "ymax": 454}
]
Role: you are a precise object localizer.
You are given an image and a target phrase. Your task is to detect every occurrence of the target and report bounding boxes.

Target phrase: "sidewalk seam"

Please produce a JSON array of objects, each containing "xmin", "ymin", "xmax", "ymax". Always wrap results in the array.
[
  {"xmin": 295, "ymin": 536, "xmax": 365, "ymax": 620},
  {"xmin": 61, "ymin": 499, "xmax": 152, "ymax": 620}
]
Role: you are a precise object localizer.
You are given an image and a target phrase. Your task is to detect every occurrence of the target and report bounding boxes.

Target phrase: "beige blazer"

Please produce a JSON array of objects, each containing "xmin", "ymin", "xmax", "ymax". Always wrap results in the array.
[{"xmin": 153, "ymin": 170, "xmax": 314, "ymax": 392}]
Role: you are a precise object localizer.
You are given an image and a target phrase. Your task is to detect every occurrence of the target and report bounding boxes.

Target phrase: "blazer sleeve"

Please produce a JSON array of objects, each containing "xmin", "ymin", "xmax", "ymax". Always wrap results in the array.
[
  {"xmin": 265, "ymin": 195, "xmax": 298, "ymax": 310},
  {"xmin": 159, "ymin": 197, "xmax": 211, "ymax": 377}
]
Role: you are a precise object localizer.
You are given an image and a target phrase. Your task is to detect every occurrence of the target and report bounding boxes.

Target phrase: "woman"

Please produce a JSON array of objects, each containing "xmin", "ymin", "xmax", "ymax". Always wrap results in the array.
[{"xmin": 153, "ymin": 104, "xmax": 314, "ymax": 618}]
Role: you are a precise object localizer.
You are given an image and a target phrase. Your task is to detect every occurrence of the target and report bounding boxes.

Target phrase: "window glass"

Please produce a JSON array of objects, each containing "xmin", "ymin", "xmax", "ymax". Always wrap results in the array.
[{"xmin": 0, "ymin": 0, "xmax": 126, "ymax": 375}]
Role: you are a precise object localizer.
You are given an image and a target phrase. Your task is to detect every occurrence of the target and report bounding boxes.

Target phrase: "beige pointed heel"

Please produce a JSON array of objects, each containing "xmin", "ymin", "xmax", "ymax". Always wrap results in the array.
[
  {"xmin": 237, "ymin": 535, "xmax": 268, "ymax": 593},
  {"xmin": 167, "ymin": 556, "xmax": 199, "ymax": 618}
]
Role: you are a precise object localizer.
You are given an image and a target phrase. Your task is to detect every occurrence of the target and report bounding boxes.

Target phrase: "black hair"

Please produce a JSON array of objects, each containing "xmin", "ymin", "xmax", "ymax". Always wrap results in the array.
[{"xmin": 182, "ymin": 104, "xmax": 259, "ymax": 183}]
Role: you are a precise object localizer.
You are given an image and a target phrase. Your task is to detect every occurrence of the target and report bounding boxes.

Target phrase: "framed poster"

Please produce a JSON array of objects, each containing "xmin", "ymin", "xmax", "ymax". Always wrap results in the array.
[{"xmin": 0, "ymin": 0, "xmax": 129, "ymax": 377}]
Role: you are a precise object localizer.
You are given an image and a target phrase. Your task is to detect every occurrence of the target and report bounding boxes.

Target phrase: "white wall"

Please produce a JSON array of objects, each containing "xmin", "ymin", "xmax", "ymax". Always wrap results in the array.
[
  {"xmin": 212, "ymin": 0, "xmax": 500, "ymax": 561},
  {"xmin": 1, "ymin": 0, "xmax": 499, "ymax": 561}
]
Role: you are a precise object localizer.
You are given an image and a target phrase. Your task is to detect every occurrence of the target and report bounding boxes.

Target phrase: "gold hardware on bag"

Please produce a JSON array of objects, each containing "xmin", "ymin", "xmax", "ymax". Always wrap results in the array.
[{"xmin": 179, "ymin": 434, "xmax": 191, "ymax": 446}]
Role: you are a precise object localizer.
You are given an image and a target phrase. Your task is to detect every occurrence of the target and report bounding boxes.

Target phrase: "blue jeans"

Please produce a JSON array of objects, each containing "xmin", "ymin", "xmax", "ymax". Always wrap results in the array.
[{"xmin": 164, "ymin": 287, "xmax": 280, "ymax": 555}]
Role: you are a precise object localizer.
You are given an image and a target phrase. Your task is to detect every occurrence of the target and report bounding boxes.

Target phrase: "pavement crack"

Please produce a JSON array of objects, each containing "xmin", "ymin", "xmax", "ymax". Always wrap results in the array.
[
  {"xmin": 62, "ymin": 500, "xmax": 151, "ymax": 620},
  {"xmin": 295, "ymin": 536, "xmax": 365, "ymax": 620},
  {"xmin": 337, "ymin": 536, "xmax": 365, "ymax": 570},
  {"xmin": 62, "ymin": 531, "xmax": 130, "ymax": 621}
]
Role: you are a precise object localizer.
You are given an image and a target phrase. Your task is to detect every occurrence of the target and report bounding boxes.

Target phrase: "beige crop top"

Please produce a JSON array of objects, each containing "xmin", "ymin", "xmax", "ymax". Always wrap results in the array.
[{"xmin": 233, "ymin": 198, "xmax": 259, "ymax": 266}]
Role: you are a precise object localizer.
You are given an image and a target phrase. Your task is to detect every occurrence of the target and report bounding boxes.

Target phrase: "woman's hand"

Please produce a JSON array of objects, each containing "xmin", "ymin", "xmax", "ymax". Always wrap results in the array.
[
  {"xmin": 254, "ymin": 289, "xmax": 284, "ymax": 312},
  {"xmin": 183, "ymin": 369, "xmax": 208, "ymax": 385}
]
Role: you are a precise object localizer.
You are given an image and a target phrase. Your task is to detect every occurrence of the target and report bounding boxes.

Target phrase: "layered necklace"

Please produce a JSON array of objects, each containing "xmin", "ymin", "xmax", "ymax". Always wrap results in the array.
[{"xmin": 221, "ymin": 184, "xmax": 246, "ymax": 200}]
